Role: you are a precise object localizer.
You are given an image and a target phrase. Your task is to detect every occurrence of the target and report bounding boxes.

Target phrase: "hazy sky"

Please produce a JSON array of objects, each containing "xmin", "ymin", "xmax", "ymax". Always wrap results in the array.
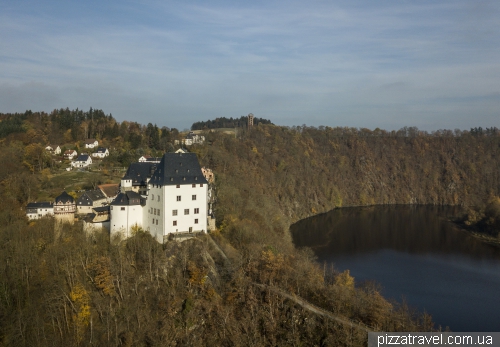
[{"xmin": 1, "ymin": 0, "xmax": 499, "ymax": 130}]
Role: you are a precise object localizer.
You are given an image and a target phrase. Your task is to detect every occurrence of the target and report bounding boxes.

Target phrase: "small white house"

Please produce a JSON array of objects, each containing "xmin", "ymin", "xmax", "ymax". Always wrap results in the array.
[
  {"xmin": 64, "ymin": 150, "xmax": 78, "ymax": 160},
  {"xmin": 45, "ymin": 145, "xmax": 61, "ymax": 155},
  {"xmin": 85, "ymin": 139, "xmax": 99, "ymax": 149},
  {"xmin": 72, "ymin": 154, "xmax": 92, "ymax": 168},
  {"xmin": 174, "ymin": 132, "xmax": 205, "ymax": 146},
  {"xmin": 26, "ymin": 202, "xmax": 54, "ymax": 219},
  {"xmin": 92, "ymin": 147, "xmax": 109, "ymax": 158},
  {"xmin": 138, "ymin": 155, "xmax": 161, "ymax": 163}
]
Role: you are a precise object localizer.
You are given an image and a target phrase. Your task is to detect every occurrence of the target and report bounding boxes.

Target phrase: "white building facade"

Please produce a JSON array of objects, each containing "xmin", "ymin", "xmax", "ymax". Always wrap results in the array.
[
  {"xmin": 92, "ymin": 148, "xmax": 109, "ymax": 158},
  {"xmin": 110, "ymin": 192, "xmax": 144, "ymax": 239},
  {"xmin": 111, "ymin": 152, "xmax": 208, "ymax": 243},
  {"xmin": 72, "ymin": 155, "xmax": 92, "ymax": 168},
  {"xmin": 26, "ymin": 202, "xmax": 54, "ymax": 219}
]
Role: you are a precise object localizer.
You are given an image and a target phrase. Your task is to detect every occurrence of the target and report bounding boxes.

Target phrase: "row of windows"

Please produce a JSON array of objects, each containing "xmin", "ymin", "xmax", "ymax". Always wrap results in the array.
[
  {"xmin": 176, "ymin": 195, "xmax": 197, "ymax": 201},
  {"xmin": 150, "ymin": 194, "xmax": 198, "ymax": 201},
  {"xmin": 172, "ymin": 208, "xmax": 199, "ymax": 216},
  {"xmin": 173, "ymin": 219, "xmax": 198, "ymax": 226},
  {"xmin": 176, "ymin": 184, "xmax": 204, "ymax": 188}
]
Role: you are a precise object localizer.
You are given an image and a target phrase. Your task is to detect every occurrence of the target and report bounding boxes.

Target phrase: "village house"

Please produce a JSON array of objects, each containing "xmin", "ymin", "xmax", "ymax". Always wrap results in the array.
[
  {"xmin": 85, "ymin": 139, "xmax": 99, "ymax": 149},
  {"xmin": 45, "ymin": 145, "xmax": 61, "ymax": 155},
  {"xmin": 72, "ymin": 154, "xmax": 92, "ymax": 168},
  {"xmin": 64, "ymin": 149, "xmax": 78, "ymax": 160},
  {"xmin": 138, "ymin": 155, "xmax": 161, "ymax": 163},
  {"xmin": 26, "ymin": 202, "xmax": 54, "ymax": 219},
  {"xmin": 98, "ymin": 184, "xmax": 120, "ymax": 202},
  {"xmin": 174, "ymin": 132, "xmax": 205, "ymax": 146},
  {"xmin": 77, "ymin": 189, "xmax": 108, "ymax": 214},
  {"xmin": 92, "ymin": 147, "xmax": 109, "ymax": 158}
]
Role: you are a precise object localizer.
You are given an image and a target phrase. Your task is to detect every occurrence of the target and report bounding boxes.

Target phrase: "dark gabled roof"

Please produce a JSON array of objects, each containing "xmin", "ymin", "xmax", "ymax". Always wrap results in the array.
[
  {"xmin": 96, "ymin": 147, "xmax": 108, "ymax": 153},
  {"xmin": 93, "ymin": 206, "xmax": 110, "ymax": 213},
  {"xmin": 77, "ymin": 190, "xmax": 107, "ymax": 205},
  {"xmin": 122, "ymin": 162, "xmax": 157, "ymax": 186},
  {"xmin": 111, "ymin": 191, "xmax": 144, "ymax": 206},
  {"xmin": 64, "ymin": 149, "xmax": 77, "ymax": 154},
  {"xmin": 85, "ymin": 139, "xmax": 97, "ymax": 144},
  {"xmin": 55, "ymin": 191, "xmax": 75, "ymax": 204},
  {"xmin": 149, "ymin": 153, "xmax": 208, "ymax": 186},
  {"xmin": 75, "ymin": 154, "xmax": 90, "ymax": 162},
  {"xmin": 26, "ymin": 202, "xmax": 53, "ymax": 209}
]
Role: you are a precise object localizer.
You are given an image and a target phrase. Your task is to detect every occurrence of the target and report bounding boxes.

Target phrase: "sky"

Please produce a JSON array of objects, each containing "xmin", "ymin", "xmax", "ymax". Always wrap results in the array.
[{"xmin": 1, "ymin": 0, "xmax": 499, "ymax": 131}]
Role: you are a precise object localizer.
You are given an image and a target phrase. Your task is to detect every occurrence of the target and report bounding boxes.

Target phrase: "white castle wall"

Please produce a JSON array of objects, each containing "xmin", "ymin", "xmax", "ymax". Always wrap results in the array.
[
  {"xmin": 110, "ymin": 204, "xmax": 144, "ymax": 239},
  {"xmin": 144, "ymin": 182, "xmax": 207, "ymax": 240}
]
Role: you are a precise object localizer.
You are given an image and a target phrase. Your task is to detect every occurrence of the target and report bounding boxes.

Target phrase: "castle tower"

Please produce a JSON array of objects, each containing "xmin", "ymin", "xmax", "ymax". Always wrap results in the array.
[
  {"xmin": 248, "ymin": 113, "xmax": 254, "ymax": 129},
  {"xmin": 54, "ymin": 191, "xmax": 76, "ymax": 223}
]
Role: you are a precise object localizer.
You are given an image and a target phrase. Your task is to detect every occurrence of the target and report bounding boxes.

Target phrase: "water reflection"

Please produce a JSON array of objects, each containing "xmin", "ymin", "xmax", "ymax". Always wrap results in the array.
[
  {"xmin": 291, "ymin": 205, "xmax": 500, "ymax": 259},
  {"xmin": 290, "ymin": 205, "xmax": 500, "ymax": 331}
]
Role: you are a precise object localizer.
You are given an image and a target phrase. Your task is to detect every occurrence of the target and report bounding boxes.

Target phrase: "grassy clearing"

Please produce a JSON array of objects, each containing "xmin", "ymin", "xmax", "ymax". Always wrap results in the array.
[{"xmin": 38, "ymin": 164, "xmax": 122, "ymax": 201}]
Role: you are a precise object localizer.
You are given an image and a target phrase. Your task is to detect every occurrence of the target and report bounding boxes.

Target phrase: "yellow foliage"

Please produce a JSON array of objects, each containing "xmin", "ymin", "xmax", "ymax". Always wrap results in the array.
[
  {"xmin": 187, "ymin": 261, "xmax": 208, "ymax": 287},
  {"xmin": 335, "ymin": 269, "xmax": 355, "ymax": 289},
  {"xmin": 87, "ymin": 256, "xmax": 115, "ymax": 296},
  {"xmin": 251, "ymin": 146, "xmax": 258, "ymax": 154},
  {"xmin": 70, "ymin": 283, "xmax": 91, "ymax": 342}
]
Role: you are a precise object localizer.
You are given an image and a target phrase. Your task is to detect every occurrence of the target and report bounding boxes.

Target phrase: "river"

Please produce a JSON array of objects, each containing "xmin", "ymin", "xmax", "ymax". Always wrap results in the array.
[{"xmin": 290, "ymin": 205, "xmax": 500, "ymax": 331}]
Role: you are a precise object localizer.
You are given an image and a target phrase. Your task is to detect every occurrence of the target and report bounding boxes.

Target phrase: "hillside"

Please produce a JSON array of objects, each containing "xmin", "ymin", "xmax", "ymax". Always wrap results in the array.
[{"xmin": 1, "ymin": 111, "xmax": 499, "ymax": 345}]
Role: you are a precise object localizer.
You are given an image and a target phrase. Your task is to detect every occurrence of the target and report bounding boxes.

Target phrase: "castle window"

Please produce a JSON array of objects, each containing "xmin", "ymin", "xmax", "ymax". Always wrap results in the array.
[
  {"xmin": 156, "ymin": 220, "xmax": 158, "ymax": 225},
  {"xmin": 176, "ymin": 185, "xmax": 180, "ymax": 188},
  {"xmin": 192, "ymin": 195, "xmax": 196, "ymax": 201},
  {"xmin": 184, "ymin": 209, "xmax": 189, "ymax": 215},
  {"xmin": 121, "ymin": 207, "xmax": 125, "ymax": 211},
  {"xmin": 173, "ymin": 221, "xmax": 177, "ymax": 226},
  {"xmin": 176, "ymin": 196, "xmax": 181, "ymax": 201},
  {"xmin": 194, "ymin": 208, "xmax": 199, "ymax": 214},
  {"xmin": 200, "ymin": 184, "xmax": 203, "ymax": 187},
  {"xmin": 152, "ymin": 194, "xmax": 155, "ymax": 200},
  {"xmin": 192, "ymin": 184, "xmax": 196, "ymax": 188},
  {"xmin": 194, "ymin": 219, "xmax": 198, "ymax": 224},
  {"xmin": 154, "ymin": 208, "xmax": 157, "ymax": 215},
  {"xmin": 172, "ymin": 210, "xmax": 177, "ymax": 216},
  {"xmin": 158, "ymin": 195, "xmax": 160, "ymax": 202},
  {"xmin": 158, "ymin": 210, "xmax": 160, "ymax": 216}
]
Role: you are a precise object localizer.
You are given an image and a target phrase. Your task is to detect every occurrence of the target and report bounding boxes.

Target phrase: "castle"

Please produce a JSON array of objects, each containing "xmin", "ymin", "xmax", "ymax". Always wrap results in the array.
[
  {"xmin": 26, "ymin": 152, "xmax": 211, "ymax": 243},
  {"xmin": 111, "ymin": 152, "xmax": 209, "ymax": 242}
]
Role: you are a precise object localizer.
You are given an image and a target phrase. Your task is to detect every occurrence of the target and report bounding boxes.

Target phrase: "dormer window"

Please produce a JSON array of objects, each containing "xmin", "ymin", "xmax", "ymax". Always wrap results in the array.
[
  {"xmin": 170, "ymin": 177, "xmax": 173, "ymax": 181},
  {"xmin": 195, "ymin": 177, "xmax": 198, "ymax": 181},
  {"xmin": 183, "ymin": 177, "xmax": 186, "ymax": 181},
  {"xmin": 175, "ymin": 169, "xmax": 178, "ymax": 173}
]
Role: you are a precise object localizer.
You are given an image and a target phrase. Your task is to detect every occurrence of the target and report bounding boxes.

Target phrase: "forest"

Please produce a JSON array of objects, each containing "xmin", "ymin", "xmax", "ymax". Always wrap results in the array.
[
  {"xmin": 0, "ymin": 109, "xmax": 499, "ymax": 346},
  {"xmin": 191, "ymin": 116, "xmax": 273, "ymax": 130}
]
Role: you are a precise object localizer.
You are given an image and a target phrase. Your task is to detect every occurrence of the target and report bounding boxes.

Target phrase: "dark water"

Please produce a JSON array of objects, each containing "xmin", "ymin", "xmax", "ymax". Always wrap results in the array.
[{"xmin": 290, "ymin": 205, "xmax": 500, "ymax": 331}]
